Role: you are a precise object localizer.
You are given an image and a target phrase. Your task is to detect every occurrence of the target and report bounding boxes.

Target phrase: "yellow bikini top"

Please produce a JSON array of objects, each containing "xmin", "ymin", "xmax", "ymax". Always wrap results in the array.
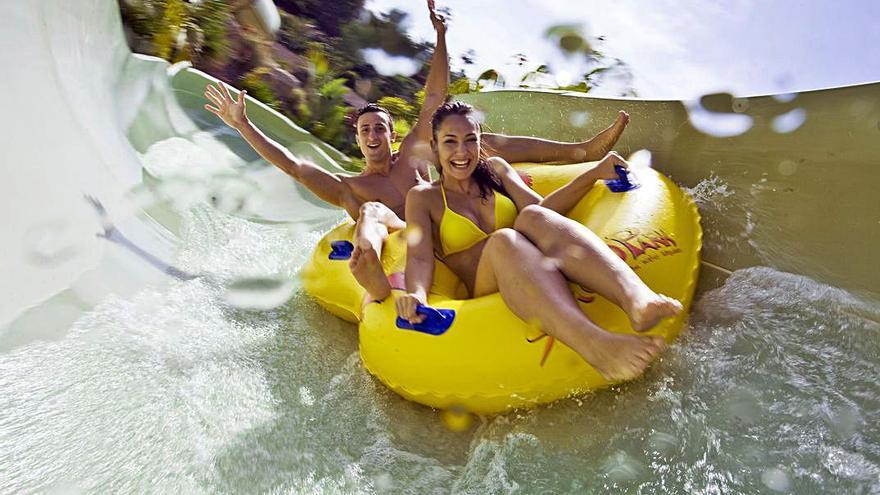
[{"xmin": 439, "ymin": 183, "xmax": 518, "ymax": 257}]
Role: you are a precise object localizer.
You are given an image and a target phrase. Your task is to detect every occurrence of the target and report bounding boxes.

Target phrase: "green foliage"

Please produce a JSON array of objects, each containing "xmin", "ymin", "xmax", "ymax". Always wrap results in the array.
[
  {"xmin": 448, "ymin": 77, "xmax": 472, "ymax": 95},
  {"xmin": 189, "ymin": 0, "xmax": 230, "ymax": 60},
  {"xmin": 377, "ymin": 96, "xmax": 416, "ymax": 121},
  {"xmin": 278, "ymin": 12, "xmax": 312, "ymax": 53},
  {"xmin": 119, "ymin": 1, "xmax": 635, "ymax": 161},
  {"xmin": 119, "ymin": 0, "xmax": 229, "ymax": 62},
  {"xmin": 240, "ymin": 68, "xmax": 282, "ymax": 111}
]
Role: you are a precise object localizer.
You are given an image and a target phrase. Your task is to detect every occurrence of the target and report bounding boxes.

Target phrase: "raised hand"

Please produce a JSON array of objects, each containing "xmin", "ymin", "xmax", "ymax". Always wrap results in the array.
[
  {"xmin": 428, "ymin": 0, "xmax": 447, "ymax": 35},
  {"xmin": 204, "ymin": 82, "xmax": 248, "ymax": 130}
]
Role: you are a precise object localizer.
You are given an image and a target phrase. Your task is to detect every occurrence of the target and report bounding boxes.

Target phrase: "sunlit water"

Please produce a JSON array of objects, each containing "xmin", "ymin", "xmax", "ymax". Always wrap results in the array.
[{"xmin": 2, "ymin": 188, "xmax": 879, "ymax": 494}]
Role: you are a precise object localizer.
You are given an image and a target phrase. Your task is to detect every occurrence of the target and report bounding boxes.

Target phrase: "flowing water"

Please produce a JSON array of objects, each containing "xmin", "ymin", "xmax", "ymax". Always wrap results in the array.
[{"xmin": 2, "ymin": 198, "xmax": 878, "ymax": 494}]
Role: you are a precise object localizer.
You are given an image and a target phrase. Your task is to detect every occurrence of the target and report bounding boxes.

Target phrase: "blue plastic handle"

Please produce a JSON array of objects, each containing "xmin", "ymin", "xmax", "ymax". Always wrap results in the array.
[
  {"xmin": 396, "ymin": 304, "xmax": 456, "ymax": 336},
  {"xmin": 605, "ymin": 165, "xmax": 640, "ymax": 192},
  {"xmin": 328, "ymin": 240, "xmax": 354, "ymax": 260}
]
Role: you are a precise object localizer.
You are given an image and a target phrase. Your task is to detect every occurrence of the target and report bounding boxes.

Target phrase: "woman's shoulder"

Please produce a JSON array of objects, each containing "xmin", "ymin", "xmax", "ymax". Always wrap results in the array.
[
  {"xmin": 485, "ymin": 156, "xmax": 513, "ymax": 175},
  {"xmin": 406, "ymin": 181, "xmax": 442, "ymax": 206}
]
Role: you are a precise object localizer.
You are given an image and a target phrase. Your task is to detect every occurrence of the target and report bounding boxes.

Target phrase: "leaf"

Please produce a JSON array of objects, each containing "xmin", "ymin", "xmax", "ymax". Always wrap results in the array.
[
  {"xmin": 448, "ymin": 77, "xmax": 471, "ymax": 95},
  {"xmin": 319, "ymin": 78, "xmax": 348, "ymax": 98},
  {"xmin": 307, "ymin": 47, "xmax": 330, "ymax": 76},
  {"xmin": 556, "ymin": 81, "xmax": 591, "ymax": 93}
]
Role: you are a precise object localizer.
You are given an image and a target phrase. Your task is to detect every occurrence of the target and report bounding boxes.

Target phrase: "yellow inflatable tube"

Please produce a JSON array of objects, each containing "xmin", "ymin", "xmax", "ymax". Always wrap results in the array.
[{"xmin": 301, "ymin": 162, "xmax": 701, "ymax": 414}]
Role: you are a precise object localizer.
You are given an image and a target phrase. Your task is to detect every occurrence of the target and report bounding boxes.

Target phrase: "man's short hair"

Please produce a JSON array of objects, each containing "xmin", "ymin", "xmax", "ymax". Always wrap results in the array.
[{"xmin": 354, "ymin": 103, "xmax": 394, "ymax": 130}]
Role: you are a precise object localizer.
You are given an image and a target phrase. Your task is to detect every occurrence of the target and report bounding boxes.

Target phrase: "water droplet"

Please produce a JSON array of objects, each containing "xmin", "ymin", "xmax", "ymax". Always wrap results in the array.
[
  {"xmin": 555, "ymin": 70, "xmax": 573, "ymax": 87},
  {"xmin": 24, "ymin": 219, "xmax": 79, "ymax": 266},
  {"xmin": 223, "ymin": 277, "xmax": 295, "ymax": 310},
  {"xmin": 373, "ymin": 472, "xmax": 394, "ymax": 491},
  {"xmin": 602, "ymin": 450, "xmax": 645, "ymax": 483},
  {"xmin": 360, "ymin": 48, "xmax": 420, "ymax": 77},
  {"xmin": 772, "ymin": 108, "xmax": 807, "ymax": 133},
  {"xmin": 772, "ymin": 93, "xmax": 797, "ymax": 103},
  {"xmin": 761, "ymin": 467, "xmax": 791, "ymax": 492},
  {"xmin": 778, "ymin": 160, "xmax": 798, "ymax": 176},
  {"xmin": 569, "ymin": 111, "xmax": 590, "ymax": 128},
  {"xmin": 686, "ymin": 99, "xmax": 753, "ymax": 137},
  {"xmin": 404, "ymin": 225, "xmax": 423, "ymax": 246}
]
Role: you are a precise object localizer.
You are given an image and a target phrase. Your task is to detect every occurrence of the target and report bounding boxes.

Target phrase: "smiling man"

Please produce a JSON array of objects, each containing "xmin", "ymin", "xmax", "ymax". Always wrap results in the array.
[{"xmin": 205, "ymin": 0, "xmax": 631, "ymax": 302}]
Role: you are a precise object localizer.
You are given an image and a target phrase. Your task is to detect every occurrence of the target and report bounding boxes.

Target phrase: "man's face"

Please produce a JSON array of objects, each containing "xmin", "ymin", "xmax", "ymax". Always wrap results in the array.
[{"xmin": 355, "ymin": 111, "xmax": 396, "ymax": 163}]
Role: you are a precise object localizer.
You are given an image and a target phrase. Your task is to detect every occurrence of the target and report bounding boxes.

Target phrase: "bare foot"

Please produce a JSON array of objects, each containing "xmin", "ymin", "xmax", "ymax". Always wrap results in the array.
[
  {"xmin": 583, "ymin": 110, "xmax": 630, "ymax": 161},
  {"xmin": 349, "ymin": 245, "xmax": 391, "ymax": 301},
  {"xmin": 579, "ymin": 331, "xmax": 665, "ymax": 382},
  {"xmin": 627, "ymin": 293, "xmax": 683, "ymax": 332}
]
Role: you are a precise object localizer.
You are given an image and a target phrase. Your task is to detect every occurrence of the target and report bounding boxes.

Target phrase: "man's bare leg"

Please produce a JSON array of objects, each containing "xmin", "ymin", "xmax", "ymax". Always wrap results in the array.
[
  {"xmin": 349, "ymin": 202, "xmax": 405, "ymax": 301},
  {"xmin": 483, "ymin": 111, "xmax": 630, "ymax": 164}
]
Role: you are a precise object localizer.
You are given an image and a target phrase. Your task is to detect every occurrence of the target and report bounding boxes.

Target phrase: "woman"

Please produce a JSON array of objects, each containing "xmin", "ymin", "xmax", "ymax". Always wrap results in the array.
[{"xmin": 395, "ymin": 102, "xmax": 682, "ymax": 382}]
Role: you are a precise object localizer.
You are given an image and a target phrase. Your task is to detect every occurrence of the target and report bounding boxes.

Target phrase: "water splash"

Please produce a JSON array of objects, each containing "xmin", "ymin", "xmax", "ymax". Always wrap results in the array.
[{"xmin": 771, "ymin": 108, "xmax": 807, "ymax": 133}]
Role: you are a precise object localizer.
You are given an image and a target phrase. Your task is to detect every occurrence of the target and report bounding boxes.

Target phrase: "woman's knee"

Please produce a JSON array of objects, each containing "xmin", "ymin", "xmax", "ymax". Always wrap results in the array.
[
  {"xmin": 514, "ymin": 204, "xmax": 553, "ymax": 232},
  {"xmin": 485, "ymin": 228, "xmax": 523, "ymax": 254}
]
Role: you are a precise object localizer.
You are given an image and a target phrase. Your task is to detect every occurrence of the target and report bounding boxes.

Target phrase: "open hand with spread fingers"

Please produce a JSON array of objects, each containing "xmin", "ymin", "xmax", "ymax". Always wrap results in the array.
[{"xmin": 204, "ymin": 82, "xmax": 248, "ymax": 130}]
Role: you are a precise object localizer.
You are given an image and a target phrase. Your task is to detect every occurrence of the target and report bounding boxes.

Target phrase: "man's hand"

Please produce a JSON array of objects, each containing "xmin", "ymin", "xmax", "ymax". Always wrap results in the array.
[
  {"xmin": 204, "ymin": 82, "xmax": 248, "ymax": 130},
  {"xmin": 428, "ymin": 0, "xmax": 447, "ymax": 35}
]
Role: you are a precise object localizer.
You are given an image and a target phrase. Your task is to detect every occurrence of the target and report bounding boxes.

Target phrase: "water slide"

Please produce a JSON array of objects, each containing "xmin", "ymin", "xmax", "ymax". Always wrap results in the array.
[
  {"xmin": 458, "ymin": 86, "xmax": 880, "ymax": 301},
  {"xmin": 2, "ymin": 0, "xmax": 348, "ymax": 338},
  {"xmin": 3, "ymin": 0, "xmax": 879, "ymax": 492}
]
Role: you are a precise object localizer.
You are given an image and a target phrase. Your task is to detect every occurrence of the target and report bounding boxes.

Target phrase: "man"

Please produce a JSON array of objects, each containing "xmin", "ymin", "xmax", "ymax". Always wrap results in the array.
[{"xmin": 205, "ymin": 0, "xmax": 630, "ymax": 301}]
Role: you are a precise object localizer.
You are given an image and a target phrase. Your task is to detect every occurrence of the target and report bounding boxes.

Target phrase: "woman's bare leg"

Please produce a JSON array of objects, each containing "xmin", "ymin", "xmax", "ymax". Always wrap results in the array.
[
  {"xmin": 473, "ymin": 229, "xmax": 664, "ymax": 382},
  {"xmin": 483, "ymin": 111, "xmax": 629, "ymax": 164},
  {"xmin": 513, "ymin": 205, "xmax": 682, "ymax": 332},
  {"xmin": 349, "ymin": 202, "xmax": 405, "ymax": 301}
]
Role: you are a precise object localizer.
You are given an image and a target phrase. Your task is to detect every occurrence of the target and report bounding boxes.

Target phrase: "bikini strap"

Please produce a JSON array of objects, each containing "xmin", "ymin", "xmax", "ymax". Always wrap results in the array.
[{"xmin": 440, "ymin": 182, "xmax": 448, "ymax": 207}]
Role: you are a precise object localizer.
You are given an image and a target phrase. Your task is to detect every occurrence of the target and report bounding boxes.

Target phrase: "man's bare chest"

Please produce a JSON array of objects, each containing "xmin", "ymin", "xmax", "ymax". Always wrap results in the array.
[{"xmin": 347, "ymin": 170, "xmax": 420, "ymax": 207}]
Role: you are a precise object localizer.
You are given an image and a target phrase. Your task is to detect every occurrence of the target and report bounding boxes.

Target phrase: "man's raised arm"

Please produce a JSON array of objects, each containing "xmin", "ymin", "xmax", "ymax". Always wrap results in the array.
[{"xmin": 204, "ymin": 82, "xmax": 360, "ymax": 218}]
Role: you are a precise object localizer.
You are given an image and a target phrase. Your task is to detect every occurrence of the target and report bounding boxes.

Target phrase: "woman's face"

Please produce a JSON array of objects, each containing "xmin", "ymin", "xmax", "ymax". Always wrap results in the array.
[{"xmin": 433, "ymin": 113, "xmax": 481, "ymax": 181}]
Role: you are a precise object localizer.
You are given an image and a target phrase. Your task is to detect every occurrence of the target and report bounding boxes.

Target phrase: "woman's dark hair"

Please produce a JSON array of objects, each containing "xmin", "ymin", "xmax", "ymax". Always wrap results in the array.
[{"xmin": 431, "ymin": 101, "xmax": 504, "ymax": 201}]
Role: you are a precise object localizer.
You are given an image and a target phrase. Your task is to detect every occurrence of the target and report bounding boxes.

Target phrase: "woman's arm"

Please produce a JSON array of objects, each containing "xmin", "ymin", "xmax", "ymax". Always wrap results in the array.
[
  {"xmin": 487, "ymin": 157, "xmax": 542, "ymax": 210},
  {"xmin": 395, "ymin": 186, "xmax": 437, "ymax": 323},
  {"xmin": 539, "ymin": 152, "xmax": 628, "ymax": 214},
  {"xmin": 396, "ymin": 1, "xmax": 449, "ymax": 180}
]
